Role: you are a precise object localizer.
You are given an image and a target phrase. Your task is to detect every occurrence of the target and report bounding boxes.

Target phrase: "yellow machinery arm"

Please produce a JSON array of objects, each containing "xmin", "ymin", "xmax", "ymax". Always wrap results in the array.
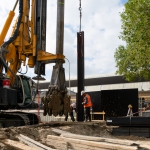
[{"xmin": 0, "ymin": 0, "xmax": 70, "ymax": 116}]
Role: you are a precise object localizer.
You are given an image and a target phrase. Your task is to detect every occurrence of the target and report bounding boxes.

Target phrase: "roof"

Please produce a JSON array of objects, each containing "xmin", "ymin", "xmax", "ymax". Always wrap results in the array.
[{"xmin": 38, "ymin": 75, "xmax": 149, "ymax": 90}]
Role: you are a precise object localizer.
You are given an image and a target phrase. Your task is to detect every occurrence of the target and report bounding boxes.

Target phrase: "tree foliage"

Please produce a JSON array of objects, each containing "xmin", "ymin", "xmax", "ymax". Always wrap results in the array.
[{"xmin": 114, "ymin": 0, "xmax": 150, "ymax": 81}]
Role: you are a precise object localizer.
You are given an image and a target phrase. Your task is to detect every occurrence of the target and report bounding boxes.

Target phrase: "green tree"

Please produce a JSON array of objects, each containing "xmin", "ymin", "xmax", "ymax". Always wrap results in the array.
[{"xmin": 115, "ymin": 0, "xmax": 150, "ymax": 81}]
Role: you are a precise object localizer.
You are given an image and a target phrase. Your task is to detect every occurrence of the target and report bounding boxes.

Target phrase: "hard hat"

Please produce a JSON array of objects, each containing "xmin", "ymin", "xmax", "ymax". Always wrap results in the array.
[
  {"xmin": 81, "ymin": 90, "xmax": 85, "ymax": 96},
  {"xmin": 128, "ymin": 104, "xmax": 132, "ymax": 109}
]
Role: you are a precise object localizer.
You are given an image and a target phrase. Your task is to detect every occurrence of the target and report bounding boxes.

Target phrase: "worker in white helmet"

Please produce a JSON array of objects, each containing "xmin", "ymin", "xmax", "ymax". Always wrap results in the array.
[{"xmin": 81, "ymin": 90, "xmax": 93, "ymax": 122}]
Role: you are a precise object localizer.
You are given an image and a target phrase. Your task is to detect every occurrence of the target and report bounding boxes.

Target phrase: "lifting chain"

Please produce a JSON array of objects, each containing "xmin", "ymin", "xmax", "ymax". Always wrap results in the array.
[{"xmin": 79, "ymin": 0, "xmax": 82, "ymax": 32}]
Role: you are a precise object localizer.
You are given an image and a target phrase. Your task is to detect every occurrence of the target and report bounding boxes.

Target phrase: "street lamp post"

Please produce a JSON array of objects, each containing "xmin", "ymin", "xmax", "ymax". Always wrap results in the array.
[{"xmin": 65, "ymin": 58, "xmax": 71, "ymax": 96}]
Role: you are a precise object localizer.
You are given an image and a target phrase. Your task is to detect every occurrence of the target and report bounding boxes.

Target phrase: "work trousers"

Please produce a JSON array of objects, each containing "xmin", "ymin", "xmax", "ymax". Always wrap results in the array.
[
  {"xmin": 65, "ymin": 112, "xmax": 75, "ymax": 121},
  {"xmin": 84, "ymin": 107, "xmax": 91, "ymax": 121}
]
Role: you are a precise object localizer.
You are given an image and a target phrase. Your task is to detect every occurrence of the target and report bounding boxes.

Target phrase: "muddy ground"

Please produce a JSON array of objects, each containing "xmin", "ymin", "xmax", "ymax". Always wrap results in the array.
[{"xmin": 0, "ymin": 121, "xmax": 150, "ymax": 149}]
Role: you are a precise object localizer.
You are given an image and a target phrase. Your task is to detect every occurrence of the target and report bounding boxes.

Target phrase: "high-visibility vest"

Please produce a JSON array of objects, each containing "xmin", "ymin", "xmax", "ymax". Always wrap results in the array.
[{"xmin": 83, "ymin": 94, "xmax": 92, "ymax": 108}]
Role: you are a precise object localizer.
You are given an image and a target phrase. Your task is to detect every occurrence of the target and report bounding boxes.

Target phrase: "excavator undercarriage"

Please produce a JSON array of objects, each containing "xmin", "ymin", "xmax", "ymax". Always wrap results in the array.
[{"xmin": 0, "ymin": 112, "xmax": 39, "ymax": 128}]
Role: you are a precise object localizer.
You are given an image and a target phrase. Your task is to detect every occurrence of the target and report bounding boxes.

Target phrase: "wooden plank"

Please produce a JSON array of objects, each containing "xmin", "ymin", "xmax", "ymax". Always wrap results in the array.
[
  {"xmin": 49, "ymin": 121, "xmax": 100, "ymax": 126},
  {"xmin": 47, "ymin": 135, "xmax": 138, "ymax": 150},
  {"xmin": 61, "ymin": 133, "xmax": 137, "ymax": 146},
  {"xmin": 52, "ymin": 128, "xmax": 71, "ymax": 134},
  {"xmin": 135, "ymin": 141, "xmax": 150, "ymax": 149},
  {"xmin": 0, "ymin": 134, "xmax": 6, "ymax": 139},
  {"xmin": 20, "ymin": 134, "xmax": 55, "ymax": 150},
  {"xmin": 51, "ymin": 128, "xmax": 150, "ymax": 149},
  {"xmin": 91, "ymin": 112, "xmax": 105, "ymax": 114},
  {"xmin": 139, "ymin": 144, "xmax": 150, "ymax": 149},
  {"xmin": 90, "ymin": 111, "xmax": 105, "ymax": 120},
  {"xmin": 1, "ymin": 139, "xmax": 38, "ymax": 150},
  {"xmin": 61, "ymin": 133, "xmax": 104, "ymax": 142},
  {"xmin": 19, "ymin": 136, "xmax": 44, "ymax": 150}
]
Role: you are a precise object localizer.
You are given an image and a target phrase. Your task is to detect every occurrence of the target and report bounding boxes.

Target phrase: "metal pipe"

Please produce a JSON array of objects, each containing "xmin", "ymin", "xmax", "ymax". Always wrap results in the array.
[
  {"xmin": 39, "ymin": 0, "xmax": 43, "ymax": 49},
  {"xmin": 65, "ymin": 58, "xmax": 71, "ymax": 96},
  {"xmin": 13, "ymin": 0, "xmax": 19, "ymax": 11},
  {"xmin": 56, "ymin": 0, "xmax": 65, "ymax": 54},
  {"xmin": 0, "ymin": 11, "xmax": 15, "ymax": 46},
  {"xmin": 0, "ymin": 0, "xmax": 18, "ymax": 46},
  {"xmin": 77, "ymin": 31, "xmax": 84, "ymax": 121}
]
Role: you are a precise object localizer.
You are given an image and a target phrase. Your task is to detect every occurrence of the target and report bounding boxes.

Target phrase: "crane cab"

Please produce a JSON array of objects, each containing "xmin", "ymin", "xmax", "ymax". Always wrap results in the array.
[{"xmin": 0, "ymin": 75, "xmax": 38, "ymax": 110}]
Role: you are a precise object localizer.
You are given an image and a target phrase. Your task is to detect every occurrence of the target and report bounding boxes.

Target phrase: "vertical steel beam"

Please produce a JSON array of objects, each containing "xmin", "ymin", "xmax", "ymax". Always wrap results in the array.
[
  {"xmin": 49, "ymin": 0, "xmax": 66, "ymax": 91},
  {"xmin": 56, "ymin": 0, "xmax": 65, "ymax": 55},
  {"xmin": 34, "ymin": 0, "xmax": 47, "ymax": 75},
  {"xmin": 77, "ymin": 31, "xmax": 84, "ymax": 121}
]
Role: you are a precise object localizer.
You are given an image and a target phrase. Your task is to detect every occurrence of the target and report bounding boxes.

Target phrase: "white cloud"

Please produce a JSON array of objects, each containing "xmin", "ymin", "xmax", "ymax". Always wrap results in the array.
[{"xmin": 0, "ymin": 0, "xmax": 126, "ymax": 81}]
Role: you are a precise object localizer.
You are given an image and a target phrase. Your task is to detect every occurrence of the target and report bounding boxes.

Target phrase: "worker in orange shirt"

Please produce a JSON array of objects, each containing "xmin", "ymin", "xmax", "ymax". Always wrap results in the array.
[{"xmin": 81, "ymin": 91, "xmax": 93, "ymax": 122}]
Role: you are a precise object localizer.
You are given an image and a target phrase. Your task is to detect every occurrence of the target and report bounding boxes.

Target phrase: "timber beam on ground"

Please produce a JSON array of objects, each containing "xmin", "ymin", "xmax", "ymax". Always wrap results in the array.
[
  {"xmin": 28, "ymin": 121, "xmax": 104, "ymax": 128},
  {"xmin": 47, "ymin": 121, "xmax": 103, "ymax": 126},
  {"xmin": 46, "ymin": 128, "xmax": 150, "ymax": 150}
]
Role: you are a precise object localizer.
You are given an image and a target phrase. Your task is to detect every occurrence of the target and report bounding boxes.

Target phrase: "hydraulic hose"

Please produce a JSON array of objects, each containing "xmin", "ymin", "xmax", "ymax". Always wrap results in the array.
[
  {"xmin": 2, "ymin": 0, "xmax": 23, "ymax": 48},
  {"xmin": 0, "ymin": 0, "xmax": 23, "ymax": 85}
]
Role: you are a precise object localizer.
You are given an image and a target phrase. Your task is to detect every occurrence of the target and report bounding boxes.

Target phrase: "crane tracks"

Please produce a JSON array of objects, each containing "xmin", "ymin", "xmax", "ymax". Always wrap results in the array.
[{"xmin": 0, "ymin": 111, "xmax": 39, "ymax": 127}]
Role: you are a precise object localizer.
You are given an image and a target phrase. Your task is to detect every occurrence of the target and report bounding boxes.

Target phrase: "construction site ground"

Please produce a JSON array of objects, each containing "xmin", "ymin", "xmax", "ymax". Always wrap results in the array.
[{"xmin": 0, "ymin": 121, "xmax": 150, "ymax": 150}]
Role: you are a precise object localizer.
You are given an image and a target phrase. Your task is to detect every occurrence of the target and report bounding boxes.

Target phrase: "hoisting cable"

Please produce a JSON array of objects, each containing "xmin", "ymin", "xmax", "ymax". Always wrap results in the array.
[
  {"xmin": 79, "ymin": 0, "xmax": 82, "ymax": 32},
  {"xmin": 13, "ymin": 0, "xmax": 19, "ymax": 12}
]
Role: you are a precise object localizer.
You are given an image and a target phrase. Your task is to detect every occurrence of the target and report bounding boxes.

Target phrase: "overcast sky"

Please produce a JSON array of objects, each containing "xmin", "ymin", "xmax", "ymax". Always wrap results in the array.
[{"xmin": 0, "ymin": 0, "xmax": 128, "ymax": 81}]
